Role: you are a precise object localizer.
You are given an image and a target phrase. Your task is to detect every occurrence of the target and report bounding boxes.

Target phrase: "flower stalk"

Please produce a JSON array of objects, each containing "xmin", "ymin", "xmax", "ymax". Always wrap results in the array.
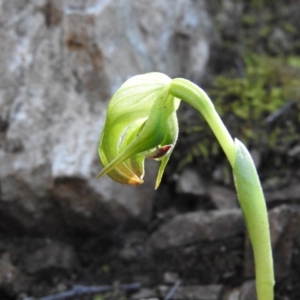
[
  {"xmin": 170, "ymin": 77, "xmax": 274, "ymax": 300},
  {"xmin": 98, "ymin": 73, "xmax": 275, "ymax": 300}
]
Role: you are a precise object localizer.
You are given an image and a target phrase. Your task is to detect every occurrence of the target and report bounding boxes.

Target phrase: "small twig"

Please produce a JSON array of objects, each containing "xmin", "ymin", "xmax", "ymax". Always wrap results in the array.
[
  {"xmin": 119, "ymin": 282, "xmax": 141, "ymax": 290},
  {"xmin": 264, "ymin": 99, "xmax": 296, "ymax": 124},
  {"xmin": 164, "ymin": 280, "xmax": 181, "ymax": 300},
  {"xmin": 39, "ymin": 282, "xmax": 141, "ymax": 300}
]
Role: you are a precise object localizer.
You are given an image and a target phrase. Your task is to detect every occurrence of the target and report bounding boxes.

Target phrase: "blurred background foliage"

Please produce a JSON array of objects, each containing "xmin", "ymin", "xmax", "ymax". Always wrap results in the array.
[{"xmin": 170, "ymin": 1, "xmax": 300, "ymax": 184}]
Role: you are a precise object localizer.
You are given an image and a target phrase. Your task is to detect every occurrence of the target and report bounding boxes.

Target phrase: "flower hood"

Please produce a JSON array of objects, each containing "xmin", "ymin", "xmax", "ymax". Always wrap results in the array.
[{"xmin": 98, "ymin": 73, "xmax": 180, "ymax": 189}]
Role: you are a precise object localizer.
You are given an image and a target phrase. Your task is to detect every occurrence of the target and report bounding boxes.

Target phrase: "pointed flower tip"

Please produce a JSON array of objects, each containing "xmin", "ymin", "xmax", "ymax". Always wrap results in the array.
[
  {"xmin": 128, "ymin": 177, "xmax": 144, "ymax": 185},
  {"xmin": 97, "ymin": 166, "xmax": 144, "ymax": 185},
  {"xmin": 96, "ymin": 172, "xmax": 144, "ymax": 186},
  {"xmin": 96, "ymin": 171, "xmax": 105, "ymax": 179}
]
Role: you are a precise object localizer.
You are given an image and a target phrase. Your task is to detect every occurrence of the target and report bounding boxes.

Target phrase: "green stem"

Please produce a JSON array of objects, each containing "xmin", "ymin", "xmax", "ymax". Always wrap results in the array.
[
  {"xmin": 170, "ymin": 78, "xmax": 235, "ymax": 166},
  {"xmin": 169, "ymin": 78, "xmax": 274, "ymax": 300}
]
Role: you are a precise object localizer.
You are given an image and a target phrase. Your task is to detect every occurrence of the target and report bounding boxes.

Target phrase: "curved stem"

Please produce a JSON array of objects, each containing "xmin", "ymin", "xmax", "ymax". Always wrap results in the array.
[
  {"xmin": 170, "ymin": 78, "xmax": 236, "ymax": 166},
  {"xmin": 169, "ymin": 78, "xmax": 274, "ymax": 300}
]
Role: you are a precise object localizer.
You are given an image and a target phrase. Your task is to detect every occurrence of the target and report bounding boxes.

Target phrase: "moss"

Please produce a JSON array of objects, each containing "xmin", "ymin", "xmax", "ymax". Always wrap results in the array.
[
  {"xmin": 211, "ymin": 54, "xmax": 300, "ymax": 148},
  {"xmin": 175, "ymin": 54, "xmax": 300, "ymax": 178},
  {"xmin": 172, "ymin": 1, "xmax": 300, "ymax": 180}
]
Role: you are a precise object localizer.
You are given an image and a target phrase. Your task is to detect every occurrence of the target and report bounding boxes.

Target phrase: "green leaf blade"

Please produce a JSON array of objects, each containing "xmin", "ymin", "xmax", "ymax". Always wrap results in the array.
[{"xmin": 233, "ymin": 139, "xmax": 274, "ymax": 300}]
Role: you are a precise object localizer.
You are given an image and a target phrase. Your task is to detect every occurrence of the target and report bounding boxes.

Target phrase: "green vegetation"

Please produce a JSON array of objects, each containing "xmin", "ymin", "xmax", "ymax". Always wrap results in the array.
[
  {"xmin": 212, "ymin": 55, "xmax": 300, "ymax": 147},
  {"xmin": 176, "ymin": 55, "xmax": 300, "ymax": 173}
]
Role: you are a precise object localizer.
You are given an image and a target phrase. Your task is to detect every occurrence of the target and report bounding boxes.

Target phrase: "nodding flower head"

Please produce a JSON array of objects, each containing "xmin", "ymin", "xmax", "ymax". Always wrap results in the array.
[{"xmin": 97, "ymin": 73, "xmax": 180, "ymax": 189}]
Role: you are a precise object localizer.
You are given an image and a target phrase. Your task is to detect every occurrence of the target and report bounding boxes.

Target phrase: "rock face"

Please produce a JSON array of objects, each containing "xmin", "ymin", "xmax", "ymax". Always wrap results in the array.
[
  {"xmin": 148, "ymin": 209, "xmax": 244, "ymax": 250},
  {"xmin": 158, "ymin": 284, "xmax": 223, "ymax": 300},
  {"xmin": 0, "ymin": 0, "xmax": 211, "ymax": 233},
  {"xmin": 0, "ymin": 252, "xmax": 29, "ymax": 297},
  {"xmin": 23, "ymin": 242, "xmax": 78, "ymax": 275},
  {"xmin": 208, "ymin": 184, "xmax": 238, "ymax": 209},
  {"xmin": 176, "ymin": 168, "xmax": 207, "ymax": 196}
]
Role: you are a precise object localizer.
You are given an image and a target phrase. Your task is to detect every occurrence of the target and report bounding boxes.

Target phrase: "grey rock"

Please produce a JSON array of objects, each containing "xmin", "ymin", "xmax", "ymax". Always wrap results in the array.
[
  {"xmin": 239, "ymin": 280, "xmax": 256, "ymax": 300},
  {"xmin": 119, "ymin": 246, "xmax": 137, "ymax": 261},
  {"xmin": 212, "ymin": 165, "xmax": 224, "ymax": 183},
  {"xmin": 119, "ymin": 231, "xmax": 147, "ymax": 261},
  {"xmin": 262, "ymin": 177, "xmax": 284, "ymax": 190},
  {"xmin": 223, "ymin": 288, "xmax": 240, "ymax": 300},
  {"xmin": 131, "ymin": 288, "xmax": 157, "ymax": 300},
  {"xmin": 0, "ymin": 252, "xmax": 29, "ymax": 297},
  {"xmin": 176, "ymin": 168, "xmax": 207, "ymax": 196},
  {"xmin": 212, "ymin": 164, "xmax": 232, "ymax": 185},
  {"xmin": 270, "ymin": 27, "xmax": 292, "ymax": 53},
  {"xmin": 249, "ymin": 149, "xmax": 261, "ymax": 169},
  {"xmin": 269, "ymin": 205, "xmax": 300, "ymax": 279},
  {"xmin": 264, "ymin": 184, "xmax": 300, "ymax": 203},
  {"xmin": 288, "ymin": 144, "xmax": 300, "ymax": 157},
  {"xmin": 23, "ymin": 242, "xmax": 78, "ymax": 274},
  {"xmin": 148, "ymin": 209, "xmax": 244, "ymax": 249},
  {"xmin": 208, "ymin": 184, "xmax": 238, "ymax": 209},
  {"xmin": 163, "ymin": 271, "xmax": 179, "ymax": 284},
  {"xmin": 158, "ymin": 284, "xmax": 223, "ymax": 300},
  {"xmin": 223, "ymin": 280, "xmax": 256, "ymax": 300},
  {"xmin": 0, "ymin": 0, "xmax": 211, "ymax": 233}
]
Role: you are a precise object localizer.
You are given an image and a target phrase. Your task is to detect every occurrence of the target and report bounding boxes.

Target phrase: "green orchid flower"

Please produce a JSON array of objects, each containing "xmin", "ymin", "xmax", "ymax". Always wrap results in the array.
[
  {"xmin": 97, "ymin": 73, "xmax": 180, "ymax": 189},
  {"xmin": 97, "ymin": 72, "xmax": 274, "ymax": 300}
]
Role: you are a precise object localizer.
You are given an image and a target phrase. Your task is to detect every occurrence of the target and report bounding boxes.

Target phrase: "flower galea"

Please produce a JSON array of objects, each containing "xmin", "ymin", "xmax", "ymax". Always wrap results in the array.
[{"xmin": 97, "ymin": 73, "xmax": 180, "ymax": 189}]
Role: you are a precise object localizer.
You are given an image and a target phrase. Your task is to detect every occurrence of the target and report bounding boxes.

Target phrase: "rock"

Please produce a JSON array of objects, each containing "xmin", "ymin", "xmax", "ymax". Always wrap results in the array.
[
  {"xmin": 0, "ymin": 0, "xmax": 211, "ymax": 233},
  {"xmin": 212, "ymin": 163, "xmax": 232, "ymax": 185},
  {"xmin": 269, "ymin": 27, "xmax": 292, "ymax": 53},
  {"xmin": 176, "ymin": 168, "xmax": 207, "ymax": 196},
  {"xmin": 119, "ymin": 246, "xmax": 137, "ymax": 261},
  {"xmin": 250, "ymin": 149, "xmax": 261, "ymax": 169},
  {"xmin": 264, "ymin": 184, "xmax": 300, "ymax": 203},
  {"xmin": 158, "ymin": 284, "xmax": 223, "ymax": 300},
  {"xmin": 23, "ymin": 242, "xmax": 78, "ymax": 274},
  {"xmin": 244, "ymin": 205, "xmax": 300, "ymax": 279},
  {"xmin": 223, "ymin": 280, "xmax": 256, "ymax": 300},
  {"xmin": 148, "ymin": 209, "xmax": 244, "ymax": 250},
  {"xmin": 211, "ymin": 0, "xmax": 244, "ymax": 38},
  {"xmin": 223, "ymin": 288, "xmax": 240, "ymax": 300},
  {"xmin": 212, "ymin": 165, "xmax": 224, "ymax": 183},
  {"xmin": 269, "ymin": 205, "xmax": 300, "ymax": 279},
  {"xmin": 288, "ymin": 144, "xmax": 300, "ymax": 157},
  {"xmin": 208, "ymin": 184, "xmax": 238, "ymax": 209},
  {"xmin": 239, "ymin": 280, "xmax": 256, "ymax": 300},
  {"xmin": 148, "ymin": 236, "xmax": 244, "ymax": 285},
  {"xmin": 0, "ymin": 252, "xmax": 29, "ymax": 297},
  {"xmin": 131, "ymin": 288, "xmax": 157, "ymax": 300},
  {"xmin": 119, "ymin": 231, "xmax": 147, "ymax": 261},
  {"xmin": 164, "ymin": 272, "xmax": 179, "ymax": 284},
  {"xmin": 262, "ymin": 177, "xmax": 285, "ymax": 190}
]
